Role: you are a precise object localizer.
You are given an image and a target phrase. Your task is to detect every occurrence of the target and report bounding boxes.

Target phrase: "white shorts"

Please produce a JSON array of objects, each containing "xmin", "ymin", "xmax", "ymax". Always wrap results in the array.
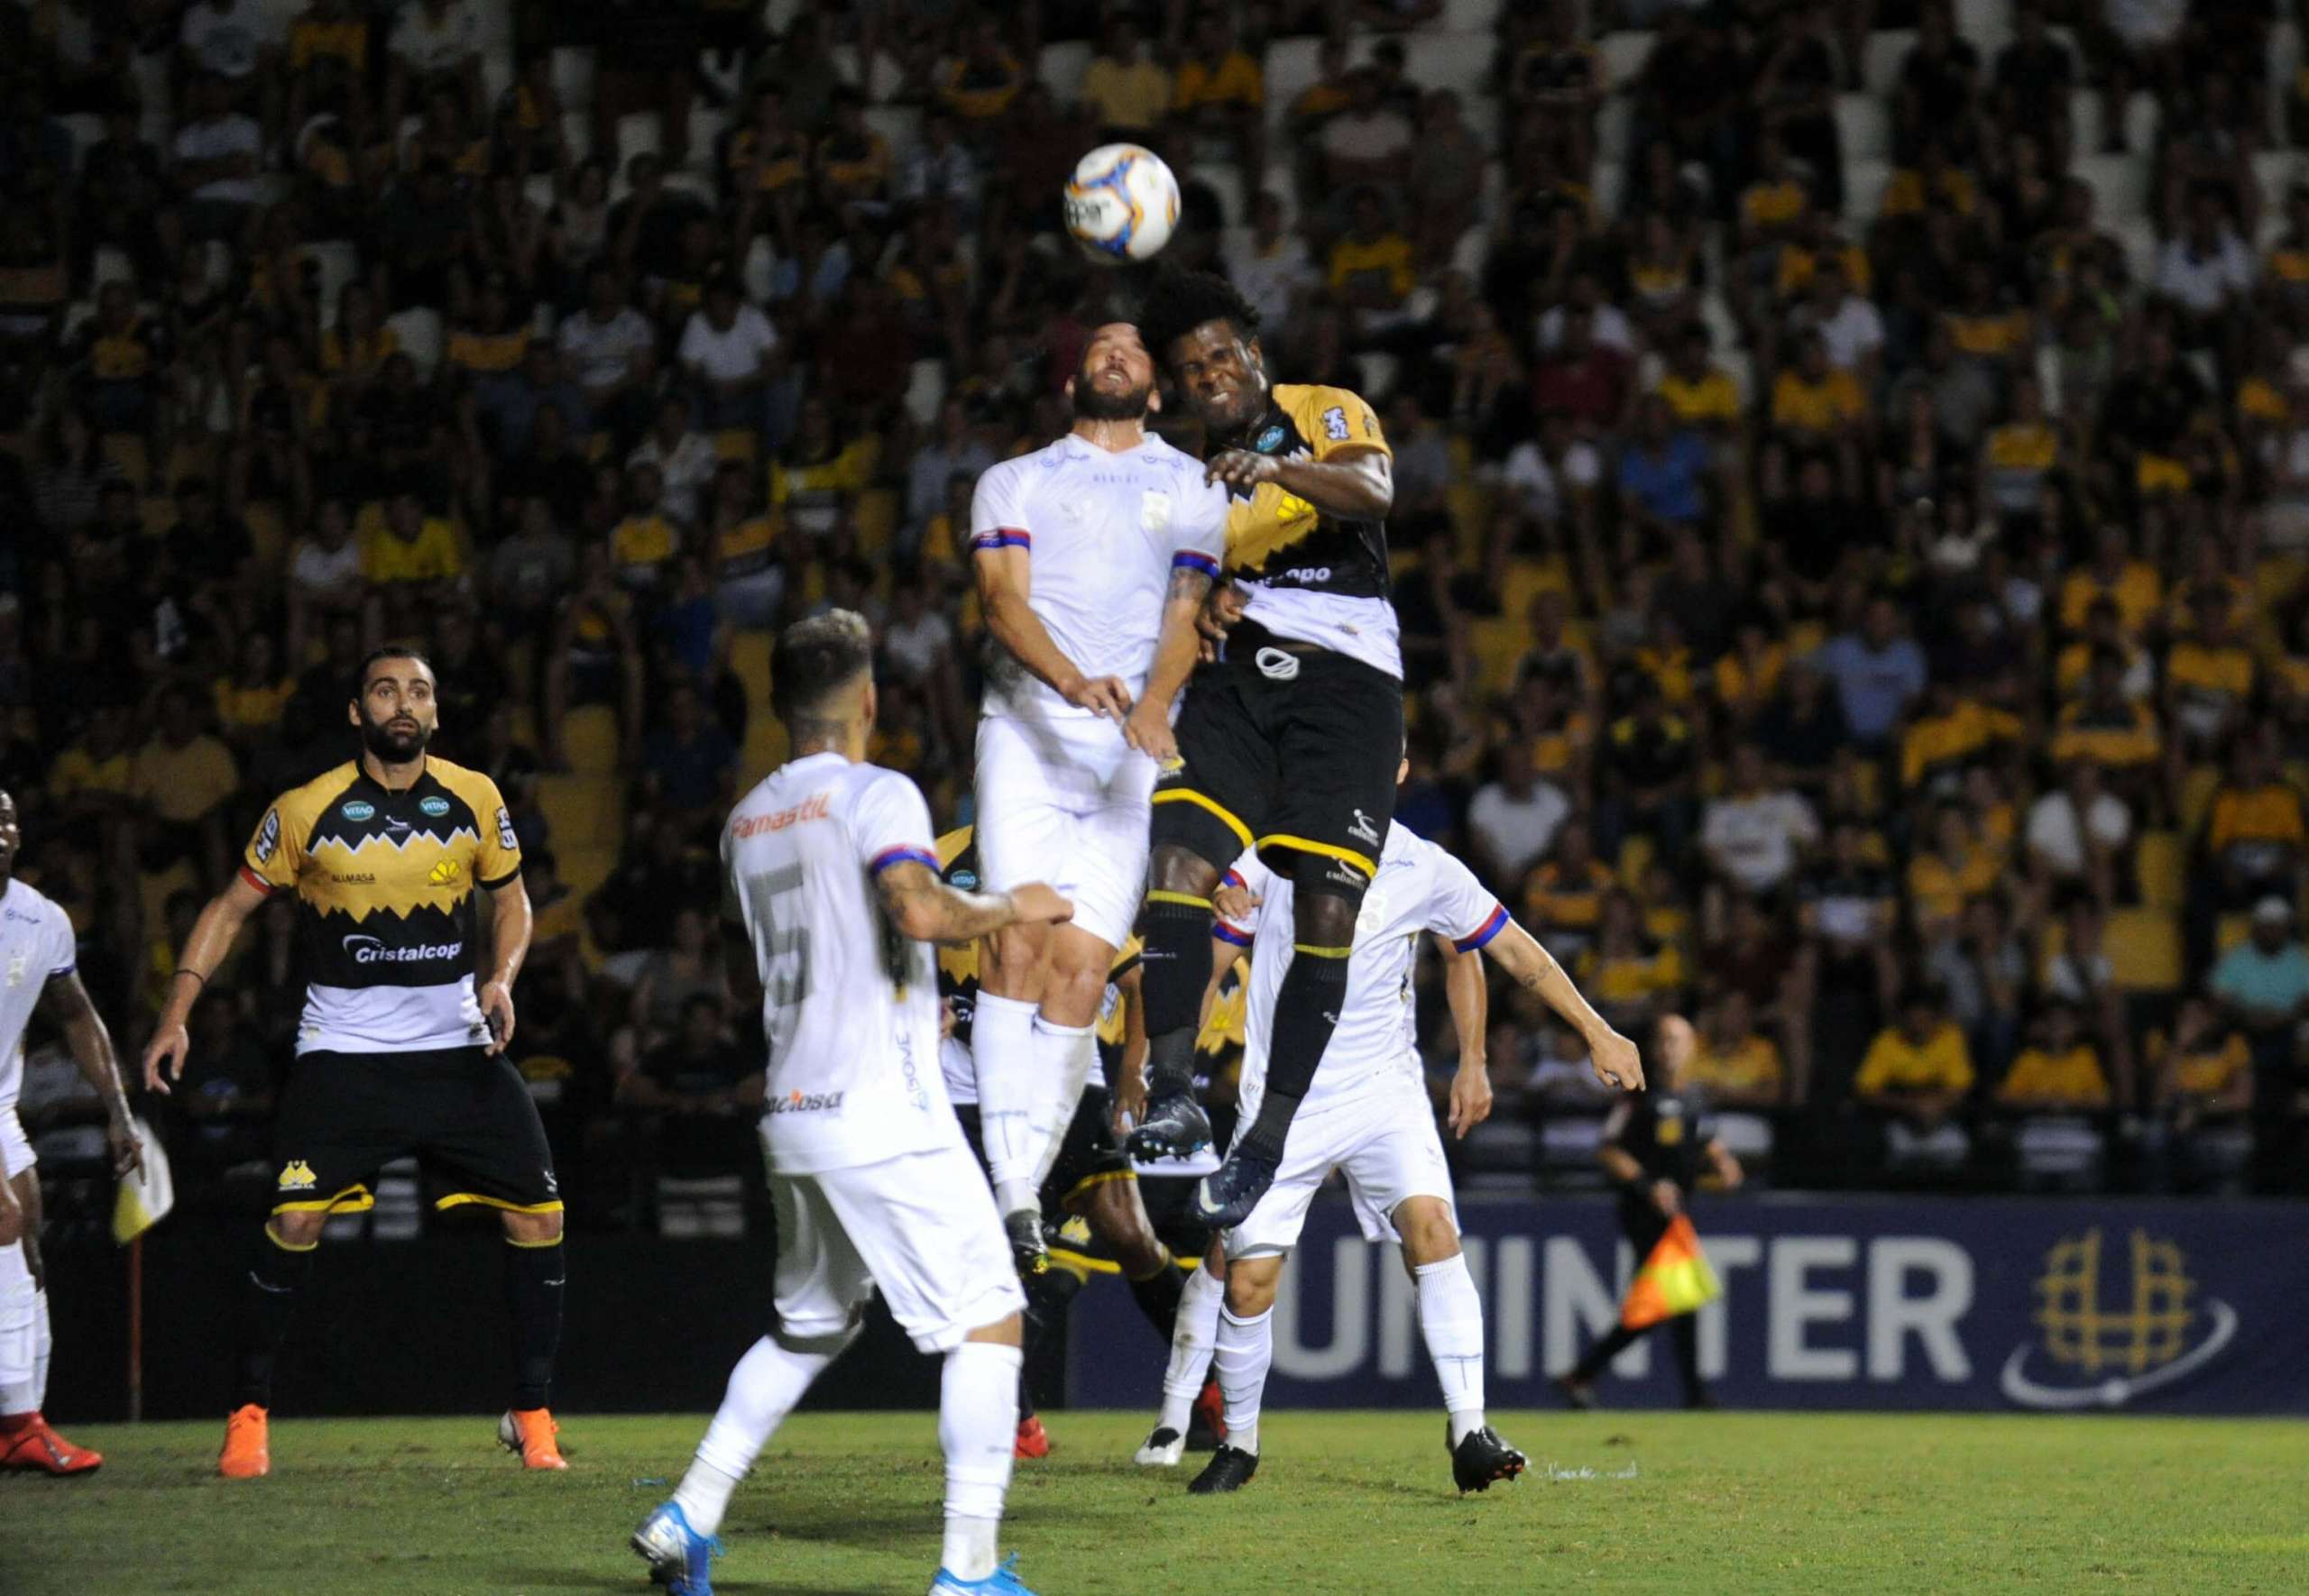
[
  {"xmin": 0, "ymin": 1107, "xmax": 32, "ymax": 1181},
  {"xmin": 768, "ymin": 1135, "xmax": 1024, "ymax": 1354},
  {"xmin": 1226, "ymin": 1075, "xmax": 1456, "ymax": 1258},
  {"xmin": 973, "ymin": 712, "xmax": 1154, "ymax": 951}
]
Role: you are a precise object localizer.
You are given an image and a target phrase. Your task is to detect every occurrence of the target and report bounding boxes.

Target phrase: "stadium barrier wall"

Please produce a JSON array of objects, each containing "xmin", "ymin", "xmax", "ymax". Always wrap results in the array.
[{"xmin": 1068, "ymin": 1196, "xmax": 2309, "ymax": 1416}]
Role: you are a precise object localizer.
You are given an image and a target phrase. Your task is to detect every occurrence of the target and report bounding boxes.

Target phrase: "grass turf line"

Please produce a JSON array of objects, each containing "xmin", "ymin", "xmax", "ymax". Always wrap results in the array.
[{"xmin": 4, "ymin": 1410, "xmax": 2304, "ymax": 1594}]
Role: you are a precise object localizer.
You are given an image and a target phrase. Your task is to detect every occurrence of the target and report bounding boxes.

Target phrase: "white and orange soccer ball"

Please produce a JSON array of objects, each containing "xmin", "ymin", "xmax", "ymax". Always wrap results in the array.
[{"xmin": 1063, "ymin": 143, "xmax": 1181, "ymax": 264}]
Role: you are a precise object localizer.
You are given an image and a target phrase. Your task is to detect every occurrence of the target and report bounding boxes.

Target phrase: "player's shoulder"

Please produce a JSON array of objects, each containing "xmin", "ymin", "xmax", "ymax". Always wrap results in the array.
[
  {"xmin": 419, "ymin": 757, "xmax": 503, "ymax": 815},
  {"xmin": 935, "ymin": 824, "xmax": 976, "ymax": 875},
  {"xmin": 270, "ymin": 760, "xmax": 363, "ymax": 827},
  {"xmin": 1276, "ymin": 381, "xmax": 1379, "ymax": 433},
  {"xmin": 0, "ymin": 878, "xmax": 69, "ymax": 936}
]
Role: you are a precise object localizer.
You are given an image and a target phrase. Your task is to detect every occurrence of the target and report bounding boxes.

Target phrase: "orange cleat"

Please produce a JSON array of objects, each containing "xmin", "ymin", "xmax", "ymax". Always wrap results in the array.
[
  {"xmin": 499, "ymin": 1408, "xmax": 567, "ymax": 1470},
  {"xmin": 217, "ymin": 1403, "xmax": 270, "ymax": 1478},
  {"xmin": 1013, "ymin": 1415, "xmax": 1051, "ymax": 1460},
  {"xmin": 0, "ymin": 1416, "xmax": 104, "ymax": 1475}
]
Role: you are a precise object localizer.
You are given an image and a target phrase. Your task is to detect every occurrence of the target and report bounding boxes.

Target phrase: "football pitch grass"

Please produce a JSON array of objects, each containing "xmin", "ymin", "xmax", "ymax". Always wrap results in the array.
[{"xmin": 8, "ymin": 1409, "xmax": 2304, "ymax": 1594}]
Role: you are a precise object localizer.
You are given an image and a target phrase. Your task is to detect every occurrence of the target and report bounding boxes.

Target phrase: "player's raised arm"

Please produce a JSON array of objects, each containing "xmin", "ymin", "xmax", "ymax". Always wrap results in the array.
[
  {"xmin": 140, "ymin": 869, "xmax": 272, "ymax": 1094},
  {"xmin": 971, "ymin": 474, "xmax": 1132, "ymax": 720},
  {"xmin": 876, "ymin": 858, "xmax": 1072, "ymax": 945},
  {"xmin": 1124, "ymin": 560, "xmax": 1216, "ymax": 763},
  {"xmin": 36, "ymin": 969, "xmax": 140, "ymax": 1176},
  {"xmin": 1478, "ymin": 919, "xmax": 1644, "ymax": 1092},
  {"xmin": 1434, "ymin": 935, "xmax": 1493, "ymax": 1139},
  {"xmin": 1204, "ymin": 386, "xmax": 1394, "ymax": 518}
]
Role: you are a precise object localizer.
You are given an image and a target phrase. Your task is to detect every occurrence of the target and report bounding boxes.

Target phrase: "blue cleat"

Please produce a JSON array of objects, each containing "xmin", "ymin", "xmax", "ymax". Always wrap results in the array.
[
  {"xmin": 930, "ymin": 1554, "xmax": 1038, "ymax": 1595},
  {"xmin": 631, "ymin": 1500, "xmax": 722, "ymax": 1596},
  {"xmin": 1192, "ymin": 1145, "xmax": 1280, "ymax": 1229}
]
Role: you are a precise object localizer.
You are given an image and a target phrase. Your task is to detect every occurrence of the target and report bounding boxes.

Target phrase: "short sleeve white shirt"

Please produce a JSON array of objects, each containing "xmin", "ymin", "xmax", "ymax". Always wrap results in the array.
[{"xmin": 0, "ymin": 881, "xmax": 78, "ymax": 1112}]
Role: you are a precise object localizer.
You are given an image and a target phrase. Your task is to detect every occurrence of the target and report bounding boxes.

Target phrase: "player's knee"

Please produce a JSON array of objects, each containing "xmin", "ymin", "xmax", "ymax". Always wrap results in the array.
[
  {"xmin": 1090, "ymin": 1183, "xmax": 1162, "ymax": 1268},
  {"xmin": 1149, "ymin": 843, "xmax": 1223, "ymax": 899},
  {"xmin": 982, "ymin": 923, "xmax": 1047, "ymax": 997},
  {"xmin": 269, "ymin": 1210, "xmax": 327, "ymax": 1249},
  {"xmin": 963, "ymin": 1310, "xmax": 1024, "ymax": 1349},
  {"xmin": 1290, "ymin": 863, "xmax": 1366, "ymax": 943},
  {"xmin": 1395, "ymin": 1199, "xmax": 1461, "ymax": 1269},
  {"xmin": 502, "ymin": 1208, "xmax": 564, "ymax": 1245},
  {"xmin": 1225, "ymin": 1263, "xmax": 1280, "ymax": 1317}
]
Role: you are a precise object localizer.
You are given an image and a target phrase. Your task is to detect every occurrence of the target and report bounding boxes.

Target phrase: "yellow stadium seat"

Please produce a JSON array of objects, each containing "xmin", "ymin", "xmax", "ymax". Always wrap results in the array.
[
  {"xmin": 557, "ymin": 844, "xmax": 617, "ymax": 896},
  {"xmin": 562, "ymin": 704, "xmax": 621, "ymax": 777},
  {"xmin": 2106, "ymin": 908, "xmax": 2183, "ymax": 993},
  {"xmin": 2216, "ymin": 913, "xmax": 2250, "ymax": 955},
  {"xmin": 536, "ymin": 775, "xmax": 622, "ymax": 849},
  {"xmin": 1469, "ymin": 616, "xmax": 1527, "ymax": 696},
  {"xmin": 2136, "ymin": 830, "xmax": 2185, "ymax": 910},
  {"xmin": 1617, "ymin": 833, "xmax": 1655, "ymax": 891},
  {"xmin": 2179, "ymin": 765, "xmax": 2223, "ymax": 837},
  {"xmin": 1500, "ymin": 557, "xmax": 1573, "ymax": 623},
  {"xmin": 854, "ymin": 487, "xmax": 897, "ymax": 558}
]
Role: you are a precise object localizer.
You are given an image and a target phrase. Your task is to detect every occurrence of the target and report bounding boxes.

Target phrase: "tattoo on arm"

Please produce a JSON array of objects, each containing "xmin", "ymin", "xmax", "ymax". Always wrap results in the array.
[
  {"xmin": 1513, "ymin": 946, "xmax": 1559, "ymax": 991},
  {"xmin": 1166, "ymin": 566, "xmax": 1215, "ymax": 603}
]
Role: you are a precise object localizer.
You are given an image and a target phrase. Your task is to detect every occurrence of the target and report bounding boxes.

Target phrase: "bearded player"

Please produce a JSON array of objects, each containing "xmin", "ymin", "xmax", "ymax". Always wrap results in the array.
[
  {"xmin": 968, "ymin": 321, "xmax": 1229, "ymax": 1269},
  {"xmin": 142, "ymin": 647, "xmax": 564, "ymax": 1477},
  {"xmin": 1121, "ymin": 269, "xmax": 1408, "ymax": 1231},
  {"xmin": 0, "ymin": 787, "xmax": 143, "ymax": 1474}
]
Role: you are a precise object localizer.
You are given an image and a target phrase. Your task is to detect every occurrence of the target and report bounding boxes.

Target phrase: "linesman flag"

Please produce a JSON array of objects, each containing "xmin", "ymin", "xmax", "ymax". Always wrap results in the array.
[
  {"xmin": 1620, "ymin": 1215, "xmax": 1721, "ymax": 1331},
  {"xmin": 112, "ymin": 1117, "xmax": 175, "ymax": 1244}
]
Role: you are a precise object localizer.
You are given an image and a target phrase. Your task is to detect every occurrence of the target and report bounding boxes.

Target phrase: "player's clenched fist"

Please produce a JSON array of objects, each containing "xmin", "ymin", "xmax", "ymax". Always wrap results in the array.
[
  {"xmin": 1588, "ymin": 1027, "xmax": 1646, "ymax": 1092},
  {"xmin": 1005, "ymin": 883, "xmax": 1075, "ymax": 925}
]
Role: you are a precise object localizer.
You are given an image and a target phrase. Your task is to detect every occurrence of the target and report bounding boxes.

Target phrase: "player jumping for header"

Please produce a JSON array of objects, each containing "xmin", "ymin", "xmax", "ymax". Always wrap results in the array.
[{"xmin": 1122, "ymin": 268, "xmax": 1405, "ymax": 1230}]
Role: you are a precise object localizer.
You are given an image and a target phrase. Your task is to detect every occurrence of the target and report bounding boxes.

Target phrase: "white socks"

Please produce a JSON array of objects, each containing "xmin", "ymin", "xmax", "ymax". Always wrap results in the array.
[
  {"xmin": 32, "ymin": 1286, "xmax": 47, "ymax": 1409},
  {"xmin": 677, "ymin": 1330, "xmax": 852, "ymax": 1536},
  {"xmin": 1213, "ymin": 1304, "xmax": 1273, "ymax": 1456},
  {"xmin": 0, "ymin": 1241, "xmax": 34, "ymax": 1417},
  {"xmin": 938, "ymin": 1341, "xmax": 1022, "ymax": 1582},
  {"xmin": 1156, "ymin": 1261, "xmax": 1225, "ymax": 1435},
  {"xmin": 1026, "ymin": 1015, "xmax": 1097, "ymax": 1188},
  {"xmin": 1416, "ymin": 1254, "xmax": 1486, "ymax": 1445},
  {"xmin": 972, "ymin": 992, "xmax": 1041, "ymax": 1213}
]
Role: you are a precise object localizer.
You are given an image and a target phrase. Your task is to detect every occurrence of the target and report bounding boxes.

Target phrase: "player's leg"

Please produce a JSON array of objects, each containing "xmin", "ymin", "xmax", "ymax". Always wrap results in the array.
[
  {"xmin": 1136, "ymin": 673, "xmax": 1274, "ymax": 1160},
  {"xmin": 1197, "ymin": 657, "xmax": 1403, "ymax": 1227},
  {"xmin": 639, "ymin": 1172, "xmax": 862, "ymax": 1591},
  {"xmin": 0, "ymin": 1153, "xmax": 98, "ymax": 1475},
  {"xmin": 1394, "ymin": 1196, "xmax": 1525, "ymax": 1491},
  {"xmin": 422, "ymin": 1047, "xmax": 570, "ymax": 1469},
  {"xmin": 971, "ymin": 717, "xmax": 1063, "ymax": 1251},
  {"xmin": 1670, "ymin": 1313, "xmax": 1713, "ymax": 1408},
  {"xmin": 1189, "ymin": 1251, "xmax": 1283, "ymax": 1494},
  {"xmin": 1138, "ymin": 1242, "xmax": 1226, "ymax": 1467},
  {"xmin": 1081, "ymin": 1176, "xmax": 1187, "ymax": 1337}
]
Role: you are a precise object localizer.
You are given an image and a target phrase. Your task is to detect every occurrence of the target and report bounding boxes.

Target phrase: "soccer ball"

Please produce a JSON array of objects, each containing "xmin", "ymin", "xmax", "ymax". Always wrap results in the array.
[{"xmin": 1063, "ymin": 144, "xmax": 1180, "ymax": 265}]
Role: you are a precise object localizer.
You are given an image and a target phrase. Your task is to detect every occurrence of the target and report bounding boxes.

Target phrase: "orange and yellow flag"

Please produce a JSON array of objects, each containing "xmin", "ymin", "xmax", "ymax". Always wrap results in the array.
[{"xmin": 1619, "ymin": 1215, "xmax": 1722, "ymax": 1331}]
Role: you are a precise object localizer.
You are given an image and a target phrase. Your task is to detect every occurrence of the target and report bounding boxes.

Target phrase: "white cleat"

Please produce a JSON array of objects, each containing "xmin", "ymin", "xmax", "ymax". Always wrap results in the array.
[{"xmin": 1135, "ymin": 1426, "xmax": 1186, "ymax": 1467}]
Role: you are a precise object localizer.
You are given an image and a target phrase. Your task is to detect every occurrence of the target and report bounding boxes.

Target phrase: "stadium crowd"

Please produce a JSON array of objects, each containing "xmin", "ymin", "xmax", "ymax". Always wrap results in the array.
[{"xmin": 5, "ymin": 0, "xmax": 2309, "ymax": 1235}]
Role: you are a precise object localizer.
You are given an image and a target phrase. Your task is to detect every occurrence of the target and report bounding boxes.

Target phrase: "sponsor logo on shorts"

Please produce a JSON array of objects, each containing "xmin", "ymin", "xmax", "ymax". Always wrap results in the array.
[
  {"xmin": 419, "ymin": 795, "xmax": 452, "ymax": 818},
  {"xmin": 341, "ymin": 801, "xmax": 375, "ymax": 822},
  {"xmin": 541, "ymin": 1170, "xmax": 559, "ymax": 1195},
  {"xmin": 767, "ymin": 1089, "xmax": 847, "ymax": 1114},
  {"xmin": 1255, "ymin": 647, "xmax": 1302, "ymax": 682},
  {"xmin": 5, "ymin": 953, "xmax": 25, "ymax": 989},
  {"xmin": 342, "ymin": 934, "xmax": 465, "ymax": 964},
  {"xmin": 1348, "ymin": 808, "xmax": 1382, "ymax": 848},
  {"xmin": 278, "ymin": 1160, "xmax": 317, "ymax": 1191},
  {"xmin": 1324, "ymin": 862, "xmax": 1365, "ymax": 891}
]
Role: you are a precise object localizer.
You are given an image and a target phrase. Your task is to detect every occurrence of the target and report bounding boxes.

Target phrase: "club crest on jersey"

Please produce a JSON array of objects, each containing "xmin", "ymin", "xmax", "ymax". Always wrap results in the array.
[
  {"xmin": 5, "ymin": 952, "xmax": 25, "ymax": 988},
  {"xmin": 278, "ymin": 1160, "xmax": 317, "ymax": 1191},
  {"xmin": 341, "ymin": 801, "xmax": 375, "ymax": 822},
  {"xmin": 1141, "ymin": 489, "xmax": 1173, "ymax": 536},
  {"xmin": 1256, "ymin": 425, "xmax": 1286, "ymax": 453},
  {"xmin": 419, "ymin": 795, "xmax": 452, "ymax": 818}
]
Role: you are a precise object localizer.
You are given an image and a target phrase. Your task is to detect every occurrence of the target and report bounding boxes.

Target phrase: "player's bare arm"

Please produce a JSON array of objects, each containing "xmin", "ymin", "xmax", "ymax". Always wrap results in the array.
[
  {"xmin": 1110, "ymin": 962, "xmax": 1149, "ymax": 1135},
  {"xmin": 974, "ymin": 542, "xmax": 1133, "ymax": 721},
  {"xmin": 1124, "ymin": 563, "xmax": 1214, "ymax": 761},
  {"xmin": 876, "ymin": 858, "xmax": 1072, "ymax": 944},
  {"xmin": 0, "ymin": 1145, "xmax": 22, "ymax": 1247},
  {"xmin": 1436, "ymin": 936, "xmax": 1493, "ymax": 1140},
  {"xmin": 35, "ymin": 968, "xmax": 141, "ymax": 1176},
  {"xmin": 1204, "ymin": 445, "xmax": 1393, "ymax": 520},
  {"xmin": 479, "ymin": 874, "xmax": 533, "ymax": 1057},
  {"xmin": 140, "ymin": 871, "xmax": 271, "ymax": 1093},
  {"xmin": 1480, "ymin": 920, "xmax": 1644, "ymax": 1091}
]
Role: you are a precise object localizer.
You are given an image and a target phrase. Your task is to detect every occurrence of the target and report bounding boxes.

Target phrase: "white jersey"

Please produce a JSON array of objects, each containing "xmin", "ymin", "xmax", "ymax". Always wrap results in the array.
[
  {"xmin": 969, "ymin": 431, "xmax": 1228, "ymax": 722},
  {"xmin": 722, "ymin": 753, "xmax": 950, "ymax": 1176},
  {"xmin": 0, "ymin": 879, "xmax": 77, "ymax": 1114},
  {"xmin": 1223, "ymin": 828, "xmax": 1506, "ymax": 1119}
]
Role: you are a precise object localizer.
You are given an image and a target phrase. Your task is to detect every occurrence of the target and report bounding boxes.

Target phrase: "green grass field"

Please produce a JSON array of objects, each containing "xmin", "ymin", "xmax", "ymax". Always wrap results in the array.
[{"xmin": 6, "ymin": 1410, "xmax": 2304, "ymax": 1594}]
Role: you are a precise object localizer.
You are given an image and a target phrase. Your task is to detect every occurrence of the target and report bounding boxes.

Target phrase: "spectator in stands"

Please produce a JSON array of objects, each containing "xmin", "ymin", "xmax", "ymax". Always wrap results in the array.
[
  {"xmin": 2147, "ymin": 995, "xmax": 2254, "ymax": 1191},
  {"xmin": 388, "ymin": 0, "xmax": 483, "ymax": 135},
  {"xmin": 129, "ymin": 681, "xmax": 239, "ymax": 893},
  {"xmin": 638, "ymin": 680, "xmax": 737, "ymax": 842},
  {"xmin": 1691, "ymin": 990, "xmax": 1786, "ymax": 1114},
  {"xmin": 620, "ymin": 992, "xmax": 762, "ymax": 1178},
  {"xmin": 1081, "ymin": 15, "xmax": 1170, "ymax": 143},
  {"xmin": 1855, "ymin": 986, "xmax": 1975, "ymax": 1175},
  {"xmin": 2027, "ymin": 758, "xmax": 2131, "ymax": 913},
  {"xmin": 1701, "ymin": 742, "xmax": 1820, "ymax": 910},
  {"xmin": 1171, "ymin": 9, "xmax": 1266, "ymax": 191},
  {"xmin": 1814, "ymin": 594, "xmax": 1927, "ymax": 752},
  {"xmin": 1465, "ymin": 739, "xmax": 1571, "ymax": 891}
]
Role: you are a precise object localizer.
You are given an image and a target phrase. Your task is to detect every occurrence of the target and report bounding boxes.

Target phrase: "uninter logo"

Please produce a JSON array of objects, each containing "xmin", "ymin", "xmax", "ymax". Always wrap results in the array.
[
  {"xmin": 343, "ymin": 934, "xmax": 465, "ymax": 964},
  {"xmin": 767, "ymin": 1089, "xmax": 845, "ymax": 1114},
  {"xmin": 731, "ymin": 792, "xmax": 832, "ymax": 838}
]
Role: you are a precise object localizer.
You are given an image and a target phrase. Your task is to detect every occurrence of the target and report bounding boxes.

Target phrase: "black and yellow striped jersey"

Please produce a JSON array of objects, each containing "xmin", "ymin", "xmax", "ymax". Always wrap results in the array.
[
  {"xmin": 1219, "ymin": 382, "xmax": 1398, "ymax": 676},
  {"xmin": 241, "ymin": 757, "xmax": 522, "ymax": 1057}
]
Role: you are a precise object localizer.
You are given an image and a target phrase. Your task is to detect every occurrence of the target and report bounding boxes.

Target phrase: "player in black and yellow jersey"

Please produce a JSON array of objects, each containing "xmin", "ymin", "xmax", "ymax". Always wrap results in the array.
[
  {"xmin": 1122, "ymin": 269, "xmax": 1404, "ymax": 1230},
  {"xmin": 142, "ymin": 647, "xmax": 565, "ymax": 1478},
  {"xmin": 934, "ymin": 827, "xmax": 1203, "ymax": 1457}
]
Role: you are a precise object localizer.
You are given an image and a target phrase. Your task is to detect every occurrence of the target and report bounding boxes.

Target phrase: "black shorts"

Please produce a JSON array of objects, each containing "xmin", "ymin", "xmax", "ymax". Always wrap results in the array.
[
  {"xmin": 954, "ymin": 1086, "xmax": 1134, "ymax": 1216},
  {"xmin": 270, "ymin": 1047, "xmax": 560, "ymax": 1217},
  {"xmin": 1154, "ymin": 620, "xmax": 1405, "ymax": 883}
]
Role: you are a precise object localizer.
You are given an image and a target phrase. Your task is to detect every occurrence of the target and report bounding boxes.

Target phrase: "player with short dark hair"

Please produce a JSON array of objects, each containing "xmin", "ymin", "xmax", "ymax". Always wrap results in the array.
[
  {"xmin": 142, "ymin": 646, "xmax": 562, "ymax": 1477},
  {"xmin": 1121, "ymin": 269, "xmax": 1407, "ymax": 1230}
]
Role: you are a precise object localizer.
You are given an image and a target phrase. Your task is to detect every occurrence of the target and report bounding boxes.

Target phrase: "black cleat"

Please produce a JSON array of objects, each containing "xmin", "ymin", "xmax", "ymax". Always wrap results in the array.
[
  {"xmin": 1449, "ymin": 1424, "xmax": 1528, "ymax": 1493},
  {"xmin": 1552, "ymin": 1372, "xmax": 1595, "ymax": 1410},
  {"xmin": 1192, "ymin": 1146, "xmax": 1280, "ymax": 1229},
  {"xmin": 1127, "ymin": 1092, "xmax": 1212, "ymax": 1160},
  {"xmin": 1187, "ymin": 1444, "xmax": 1260, "ymax": 1494},
  {"xmin": 1005, "ymin": 1209, "xmax": 1049, "ymax": 1276},
  {"xmin": 1185, "ymin": 1372, "xmax": 1225, "ymax": 1452}
]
